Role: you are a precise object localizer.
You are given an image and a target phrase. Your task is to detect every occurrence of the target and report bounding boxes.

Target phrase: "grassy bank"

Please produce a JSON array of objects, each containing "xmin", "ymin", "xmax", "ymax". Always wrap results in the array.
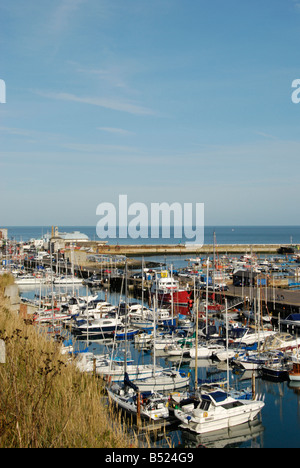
[{"xmin": 0, "ymin": 274, "xmax": 137, "ymax": 448}]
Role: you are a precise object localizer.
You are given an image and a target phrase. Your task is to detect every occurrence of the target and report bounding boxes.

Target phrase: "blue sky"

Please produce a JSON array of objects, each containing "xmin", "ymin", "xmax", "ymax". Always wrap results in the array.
[{"xmin": 1, "ymin": 0, "xmax": 300, "ymax": 226}]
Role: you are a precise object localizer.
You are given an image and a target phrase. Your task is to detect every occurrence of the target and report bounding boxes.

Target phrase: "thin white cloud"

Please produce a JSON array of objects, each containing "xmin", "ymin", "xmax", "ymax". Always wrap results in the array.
[
  {"xmin": 62, "ymin": 142, "xmax": 137, "ymax": 153},
  {"xmin": 98, "ymin": 127, "xmax": 135, "ymax": 136},
  {"xmin": 255, "ymin": 131, "xmax": 278, "ymax": 140},
  {"xmin": 292, "ymin": 0, "xmax": 300, "ymax": 11},
  {"xmin": 75, "ymin": 65, "xmax": 128, "ymax": 90},
  {"xmin": 0, "ymin": 126, "xmax": 33, "ymax": 137},
  {"xmin": 35, "ymin": 90, "xmax": 155, "ymax": 116},
  {"xmin": 49, "ymin": 0, "xmax": 87, "ymax": 34}
]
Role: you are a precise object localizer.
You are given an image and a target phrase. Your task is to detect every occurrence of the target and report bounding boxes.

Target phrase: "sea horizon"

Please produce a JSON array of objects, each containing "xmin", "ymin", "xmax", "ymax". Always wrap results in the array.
[{"xmin": 2, "ymin": 225, "xmax": 300, "ymax": 246}]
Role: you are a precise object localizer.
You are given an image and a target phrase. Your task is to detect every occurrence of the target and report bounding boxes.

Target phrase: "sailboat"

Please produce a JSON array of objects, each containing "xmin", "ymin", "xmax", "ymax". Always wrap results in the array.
[{"xmin": 107, "ymin": 374, "xmax": 169, "ymax": 421}]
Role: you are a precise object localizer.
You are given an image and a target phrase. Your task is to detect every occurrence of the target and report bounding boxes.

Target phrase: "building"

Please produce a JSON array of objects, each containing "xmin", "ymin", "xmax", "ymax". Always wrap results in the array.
[
  {"xmin": 232, "ymin": 268, "xmax": 259, "ymax": 287},
  {"xmin": 50, "ymin": 226, "xmax": 90, "ymax": 252},
  {"xmin": 0, "ymin": 229, "xmax": 8, "ymax": 240}
]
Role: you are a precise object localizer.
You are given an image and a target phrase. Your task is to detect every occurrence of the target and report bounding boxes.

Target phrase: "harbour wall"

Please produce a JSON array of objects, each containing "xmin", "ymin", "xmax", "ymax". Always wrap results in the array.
[{"xmin": 93, "ymin": 243, "xmax": 297, "ymax": 256}]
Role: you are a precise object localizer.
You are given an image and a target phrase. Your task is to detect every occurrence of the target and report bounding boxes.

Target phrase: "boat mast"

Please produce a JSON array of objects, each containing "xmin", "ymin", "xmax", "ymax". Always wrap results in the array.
[
  {"xmin": 195, "ymin": 297, "xmax": 199, "ymax": 393},
  {"xmin": 225, "ymin": 298, "xmax": 229, "ymax": 394},
  {"xmin": 213, "ymin": 231, "xmax": 216, "ymax": 302},
  {"xmin": 171, "ymin": 263, "xmax": 174, "ymax": 325},
  {"xmin": 206, "ymin": 257, "xmax": 209, "ymax": 336},
  {"xmin": 142, "ymin": 256, "xmax": 144, "ymax": 309},
  {"xmin": 125, "ymin": 257, "xmax": 128, "ymax": 376}
]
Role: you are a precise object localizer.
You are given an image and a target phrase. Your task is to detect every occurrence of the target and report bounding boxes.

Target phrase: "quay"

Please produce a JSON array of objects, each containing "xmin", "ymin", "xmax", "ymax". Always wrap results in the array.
[
  {"xmin": 215, "ymin": 284, "xmax": 300, "ymax": 318},
  {"xmin": 84, "ymin": 243, "xmax": 297, "ymax": 256}
]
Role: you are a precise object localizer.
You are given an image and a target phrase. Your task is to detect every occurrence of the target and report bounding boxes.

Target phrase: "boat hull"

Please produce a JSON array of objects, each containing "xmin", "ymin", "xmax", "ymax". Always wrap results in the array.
[
  {"xmin": 176, "ymin": 401, "xmax": 264, "ymax": 434},
  {"xmin": 97, "ymin": 366, "xmax": 163, "ymax": 383},
  {"xmin": 153, "ymin": 290, "xmax": 192, "ymax": 306},
  {"xmin": 261, "ymin": 367, "xmax": 290, "ymax": 381},
  {"xmin": 133, "ymin": 373, "xmax": 190, "ymax": 392}
]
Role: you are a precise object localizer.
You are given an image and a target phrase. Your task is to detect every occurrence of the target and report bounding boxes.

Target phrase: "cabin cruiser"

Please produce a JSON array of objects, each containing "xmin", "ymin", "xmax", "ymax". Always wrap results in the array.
[
  {"xmin": 174, "ymin": 389, "xmax": 265, "ymax": 434},
  {"xmin": 151, "ymin": 271, "xmax": 192, "ymax": 306},
  {"xmin": 71, "ymin": 316, "xmax": 123, "ymax": 339}
]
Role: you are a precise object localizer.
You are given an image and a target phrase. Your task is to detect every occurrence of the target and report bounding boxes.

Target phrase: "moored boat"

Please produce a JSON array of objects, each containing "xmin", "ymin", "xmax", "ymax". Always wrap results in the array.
[
  {"xmin": 151, "ymin": 271, "xmax": 192, "ymax": 306},
  {"xmin": 289, "ymin": 358, "xmax": 300, "ymax": 382},
  {"xmin": 107, "ymin": 379, "xmax": 169, "ymax": 421},
  {"xmin": 174, "ymin": 389, "xmax": 265, "ymax": 434}
]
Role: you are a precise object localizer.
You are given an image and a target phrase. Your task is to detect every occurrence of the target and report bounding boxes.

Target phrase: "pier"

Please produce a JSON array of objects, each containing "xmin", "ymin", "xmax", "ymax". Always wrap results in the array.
[{"xmin": 85, "ymin": 243, "xmax": 297, "ymax": 256}]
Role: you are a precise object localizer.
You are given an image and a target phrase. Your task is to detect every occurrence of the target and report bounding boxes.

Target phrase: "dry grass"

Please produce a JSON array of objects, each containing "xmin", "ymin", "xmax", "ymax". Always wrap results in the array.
[{"xmin": 0, "ymin": 275, "xmax": 138, "ymax": 448}]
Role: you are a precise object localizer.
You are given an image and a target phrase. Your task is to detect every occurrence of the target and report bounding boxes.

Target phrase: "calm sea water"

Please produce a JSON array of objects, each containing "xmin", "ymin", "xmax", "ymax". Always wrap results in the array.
[{"xmin": 4, "ymin": 225, "xmax": 300, "ymax": 245}]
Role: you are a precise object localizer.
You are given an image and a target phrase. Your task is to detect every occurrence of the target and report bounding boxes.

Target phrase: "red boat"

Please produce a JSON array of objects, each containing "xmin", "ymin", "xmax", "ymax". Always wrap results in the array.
[{"xmin": 151, "ymin": 272, "xmax": 192, "ymax": 307}]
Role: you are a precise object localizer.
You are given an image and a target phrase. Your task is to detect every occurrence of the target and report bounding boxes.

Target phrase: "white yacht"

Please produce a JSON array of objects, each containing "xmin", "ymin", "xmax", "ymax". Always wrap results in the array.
[{"xmin": 174, "ymin": 389, "xmax": 265, "ymax": 434}]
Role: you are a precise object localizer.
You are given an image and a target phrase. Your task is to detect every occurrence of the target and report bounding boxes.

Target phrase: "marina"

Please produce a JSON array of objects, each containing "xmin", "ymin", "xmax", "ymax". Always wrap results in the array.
[{"xmin": 2, "ymin": 227, "xmax": 300, "ymax": 448}]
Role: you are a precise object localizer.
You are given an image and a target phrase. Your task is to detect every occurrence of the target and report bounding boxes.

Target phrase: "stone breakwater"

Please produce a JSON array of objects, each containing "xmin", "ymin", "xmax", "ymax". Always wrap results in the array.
[{"xmin": 93, "ymin": 243, "xmax": 296, "ymax": 256}]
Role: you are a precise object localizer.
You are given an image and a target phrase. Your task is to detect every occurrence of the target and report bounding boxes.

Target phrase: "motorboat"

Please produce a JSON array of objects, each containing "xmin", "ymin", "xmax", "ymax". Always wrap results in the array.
[
  {"xmin": 261, "ymin": 332, "xmax": 300, "ymax": 353},
  {"xmin": 152, "ymin": 330, "xmax": 188, "ymax": 351},
  {"xmin": 83, "ymin": 274, "xmax": 102, "ymax": 287},
  {"xmin": 280, "ymin": 314, "xmax": 300, "ymax": 328},
  {"xmin": 33, "ymin": 308, "xmax": 71, "ymax": 324},
  {"xmin": 130, "ymin": 317, "xmax": 154, "ymax": 330},
  {"xmin": 15, "ymin": 274, "xmax": 45, "ymax": 285},
  {"xmin": 189, "ymin": 341, "xmax": 226, "ymax": 360},
  {"xmin": 71, "ymin": 317, "xmax": 123, "ymax": 338},
  {"xmin": 151, "ymin": 271, "xmax": 192, "ymax": 306},
  {"xmin": 145, "ymin": 307, "xmax": 176, "ymax": 327},
  {"xmin": 134, "ymin": 331, "xmax": 154, "ymax": 346},
  {"xmin": 174, "ymin": 389, "xmax": 265, "ymax": 434},
  {"xmin": 213, "ymin": 348, "xmax": 238, "ymax": 362},
  {"xmin": 114, "ymin": 328, "xmax": 139, "ymax": 340},
  {"xmin": 233, "ymin": 351, "xmax": 281, "ymax": 371},
  {"xmin": 260, "ymin": 358, "xmax": 292, "ymax": 381},
  {"xmin": 289, "ymin": 357, "xmax": 300, "ymax": 382},
  {"xmin": 239, "ymin": 328, "xmax": 276, "ymax": 346},
  {"xmin": 165, "ymin": 342, "xmax": 192, "ymax": 357},
  {"xmin": 96, "ymin": 359, "xmax": 163, "ymax": 383},
  {"xmin": 53, "ymin": 275, "xmax": 83, "ymax": 285}
]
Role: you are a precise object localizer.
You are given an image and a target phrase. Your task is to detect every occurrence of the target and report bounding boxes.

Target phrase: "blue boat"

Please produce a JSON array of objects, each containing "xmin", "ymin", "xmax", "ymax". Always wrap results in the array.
[
  {"xmin": 260, "ymin": 360, "xmax": 292, "ymax": 381},
  {"xmin": 281, "ymin": 314, "xmax": 300, "ymax": 328},
  {"xmin": 114, "ymin": 328, "xmax": 139, "ymax": 340}
]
